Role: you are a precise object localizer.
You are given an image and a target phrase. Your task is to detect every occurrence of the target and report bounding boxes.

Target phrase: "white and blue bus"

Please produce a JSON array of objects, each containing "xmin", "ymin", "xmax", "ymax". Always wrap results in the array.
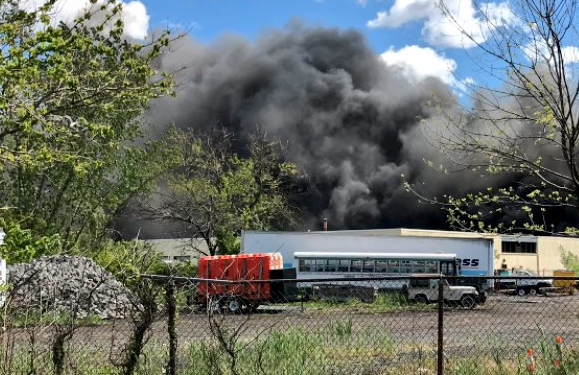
[
  {"xmin": 294, "ymin": 251, "xmax": 490, "ymax": 295},
  {"xmin": 295, "ymin": 252, "xmax": 460, "ymax": 277}
]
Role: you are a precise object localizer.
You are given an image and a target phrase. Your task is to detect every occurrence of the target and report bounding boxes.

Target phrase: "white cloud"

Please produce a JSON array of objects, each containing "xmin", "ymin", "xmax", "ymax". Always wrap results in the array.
[
  {"xmin": 381, "ymin": 45, "xmax": 458, "ymax": 85},
  {"xmin": 522, "ymin": 38, "xmax": 579, "ymax": 67},
  {"xmin": 121, "ymin": 2, "xmax": 149, "ymax": 39},
  {"xmin": 368, "ymin": 0, "xmax": 435, "ymax": 28},
  {"xmin": 380, "ymin": 44, "xmax": 476, "ymax": 93},
  {"xmin": 18, "ymin": 0, "xmax": 149, "ymax": 39},
  {"xmin": 563, "ymin": 46, "xmax": 579, "ymax": 64},
  {"xmin": 368, "ymin": 0, "xmax": 515, "ymax": 49}
]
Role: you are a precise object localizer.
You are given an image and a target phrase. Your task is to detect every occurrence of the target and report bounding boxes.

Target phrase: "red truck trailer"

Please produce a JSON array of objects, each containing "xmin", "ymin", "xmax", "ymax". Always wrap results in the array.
[{"xmin": 198, "ymin": 253, "xmax": 298, "ymax": 313}]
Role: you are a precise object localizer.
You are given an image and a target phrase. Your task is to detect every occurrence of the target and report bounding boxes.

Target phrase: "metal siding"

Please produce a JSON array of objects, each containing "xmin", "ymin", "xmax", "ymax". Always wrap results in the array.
[{"xmin": 242, "ymin": 232, "xmax": 493, "ymax": 276}]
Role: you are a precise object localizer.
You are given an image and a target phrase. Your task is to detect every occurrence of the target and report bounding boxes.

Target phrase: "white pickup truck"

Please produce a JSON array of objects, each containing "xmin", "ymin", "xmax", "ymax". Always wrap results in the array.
[
  {"xmin": 496, "ymin": 269, "xmax": 553, "ymax": 296},
  {"xmin": 406, "ymin": 275, "xmax": 483, "ymax": 309}
]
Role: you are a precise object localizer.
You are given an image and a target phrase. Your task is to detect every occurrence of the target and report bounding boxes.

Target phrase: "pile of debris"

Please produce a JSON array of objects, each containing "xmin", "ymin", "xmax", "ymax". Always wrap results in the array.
[{"xmin": 8, "ymin": 255, "xmax": 135, "ymax": 319}]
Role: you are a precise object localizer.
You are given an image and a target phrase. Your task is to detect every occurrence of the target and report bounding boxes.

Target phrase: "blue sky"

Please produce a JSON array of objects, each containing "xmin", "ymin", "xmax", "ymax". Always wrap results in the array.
[
  {"xmin": 21, "ymin": 0, "xmax": 579, "ymax": 97},
  {"xmin": 22, "ymin": 0, "xmax": 533, "ymax": 93},
  {"xmin": 134, "ymin": 0, "xmax": 517, "ymax": 93},
  {"xmin": 142, "ymin": 0, "xmax": 412, "ymax": 50}
]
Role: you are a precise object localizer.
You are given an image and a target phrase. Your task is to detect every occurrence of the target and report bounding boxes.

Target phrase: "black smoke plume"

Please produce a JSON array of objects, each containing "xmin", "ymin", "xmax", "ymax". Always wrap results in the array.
[{"xmin": 128, "ymin": 23, "xmax": 482, "ymax": 237}]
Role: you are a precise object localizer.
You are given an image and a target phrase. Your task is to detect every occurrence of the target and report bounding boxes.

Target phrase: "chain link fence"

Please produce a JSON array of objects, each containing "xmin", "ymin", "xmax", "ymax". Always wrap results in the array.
[{"xmin": 1, "ymin": 275, "xmax": 579, "ymax": 375}]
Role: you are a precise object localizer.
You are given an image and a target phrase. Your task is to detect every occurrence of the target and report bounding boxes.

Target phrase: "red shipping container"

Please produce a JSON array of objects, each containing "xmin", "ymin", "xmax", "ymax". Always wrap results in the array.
[{"xmin": 198, "ymin": 253, "xmax": 283, "ymax": 303}]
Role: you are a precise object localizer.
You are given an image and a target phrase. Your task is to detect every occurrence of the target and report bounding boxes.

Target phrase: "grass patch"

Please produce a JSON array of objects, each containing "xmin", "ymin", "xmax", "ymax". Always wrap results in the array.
[
  {"xmin": 0, "ymin": 317, "xmax": 577, "ymax": 375},
  {"xmin": 287, "ymin": 291, "xmax": 434, "ymax": 313},
  {"xmin": 185, "ymin": 320, "xmax": 395, "ymax": 375}
]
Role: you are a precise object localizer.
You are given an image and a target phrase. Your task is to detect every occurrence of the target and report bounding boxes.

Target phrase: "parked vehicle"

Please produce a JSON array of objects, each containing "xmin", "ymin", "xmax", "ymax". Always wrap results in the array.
[
  {"xmin": 242, "ymin": 231, "xmax": 494, "ymax": 293},
  {"xmin": 293, "ymin": 251, "xmax": 490, "ymax": 297},
  {"xmin": 552, "ymin": 270, "xmax": 578, "ymax": 291},
  {"xmin": 495, "ymin": 269, "xmax": 553, "ymax": 296},
  {"xmin": 197, "ymin": 253, "xmax": 298, "ymax": 313},
  {"xmin": 406, "ymin": 274, "xmax": 484, "ymax": 309}
]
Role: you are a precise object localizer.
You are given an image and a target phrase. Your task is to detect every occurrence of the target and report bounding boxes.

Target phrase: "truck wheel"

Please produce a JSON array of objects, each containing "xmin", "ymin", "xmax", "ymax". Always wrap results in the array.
[
  {"xmin": 516, "ymin": 287, "xmax": 527, "ymax": 296},
  {"xmin": 247, "ymin": 302, "xmax": 259, "ymax": 314},
  {"xmin": 208, "ymin": 298, "xmax": 223, "ymax": 314},
  {"xmin": 528, "ymin": 287, "xmax": 538, "ymax": 296},
  {"xmin": 479, "ymin": 291, "xmax": 488, "ymax": 304},
  {"xmin": 460, "ymin": 295, "xmax": 476, "ymax": 309},
  {"xmin": 415, "ymin": 294, "xmax": 428, "ymax": 304},
  {"xmin": 227, "ymin": 298, "xmax": 242, "ymax": 314}
]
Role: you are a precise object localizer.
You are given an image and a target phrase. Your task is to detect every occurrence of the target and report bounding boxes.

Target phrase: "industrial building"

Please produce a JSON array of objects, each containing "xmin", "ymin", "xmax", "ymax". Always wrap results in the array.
[
  {"xmin": 145, "ymin": 238, "xmax": 209, "ymax": 265},
  {"xmin": 324, "ymin": 228, "xmax": 579, "ymax": 276},
  {"xmin": 146, "ymin": 228, "xmax": 579, "ymax": 276}
]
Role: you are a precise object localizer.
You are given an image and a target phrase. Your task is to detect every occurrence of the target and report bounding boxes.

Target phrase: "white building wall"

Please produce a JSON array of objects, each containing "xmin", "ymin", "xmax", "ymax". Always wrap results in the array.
[
  {"xmin": 145, "ymin": 238, "xmax": 209, "ymax": 265},
  {"xmin": 242, "ymin": 231, "xmax": 494, "ymax": 276}
]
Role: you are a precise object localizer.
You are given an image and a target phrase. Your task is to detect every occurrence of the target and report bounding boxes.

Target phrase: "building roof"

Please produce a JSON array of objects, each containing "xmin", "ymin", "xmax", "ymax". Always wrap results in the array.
[{"xmin": 308, "ymin": 228, "xmax": 498, "ymax": 240}]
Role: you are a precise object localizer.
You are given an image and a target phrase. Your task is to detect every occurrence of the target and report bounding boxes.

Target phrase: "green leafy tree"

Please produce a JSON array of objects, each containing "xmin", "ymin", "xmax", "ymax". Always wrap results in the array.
[
  {"xmin": 143, "ymin": 127, "xmax": 304, "ymax": 255},
  {"xmin": 0, "ymin": 0, "xmax": 174, "ymax": 258},
  {"xmin": 409, "ymin": 0, "xmax": 579, "ymax": 235},
  {"xmin": 561, "ymin": 250, "xmax": 579, "ymax": 273}
]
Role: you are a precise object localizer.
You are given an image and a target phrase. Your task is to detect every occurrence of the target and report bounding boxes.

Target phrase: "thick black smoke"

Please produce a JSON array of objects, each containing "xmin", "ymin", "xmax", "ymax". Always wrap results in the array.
[{"xmin": 134, "ymin": 23, "xmax": 486, "ymax": 237}]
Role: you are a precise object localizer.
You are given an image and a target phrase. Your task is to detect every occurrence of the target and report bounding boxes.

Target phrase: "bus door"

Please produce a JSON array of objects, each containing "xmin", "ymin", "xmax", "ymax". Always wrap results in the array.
[{"xmin": 440, "ymin": 260, "xmax": 459, "ymax": 276}]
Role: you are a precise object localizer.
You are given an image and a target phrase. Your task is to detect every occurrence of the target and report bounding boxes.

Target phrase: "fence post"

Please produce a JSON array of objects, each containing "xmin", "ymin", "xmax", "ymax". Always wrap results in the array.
[
  {"xmin": 438, "ymin": 276, "xmax": 444, "ymax": 375},
  {"xmin": 165, "ymin": 280, "xmax": 177, "ymax": 375}
]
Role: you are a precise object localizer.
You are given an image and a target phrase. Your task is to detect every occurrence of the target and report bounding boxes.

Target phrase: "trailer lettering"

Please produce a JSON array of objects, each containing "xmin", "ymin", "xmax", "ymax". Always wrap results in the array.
[{"xmin": 461, "ymin": 258, "xmax": 480, "ymax": 268}]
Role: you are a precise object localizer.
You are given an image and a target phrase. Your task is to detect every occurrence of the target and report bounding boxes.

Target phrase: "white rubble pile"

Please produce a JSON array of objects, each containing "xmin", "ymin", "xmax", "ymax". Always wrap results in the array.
[{"xmin": 8, "ymin": 255, "xmax": 135, "ymax": 319}]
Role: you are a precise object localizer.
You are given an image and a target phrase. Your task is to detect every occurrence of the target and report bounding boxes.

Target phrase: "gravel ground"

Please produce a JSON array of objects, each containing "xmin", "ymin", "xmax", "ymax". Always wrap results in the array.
[{"xmin": 4, "ymin": 293, "xmax": 579, "ymax": 365}]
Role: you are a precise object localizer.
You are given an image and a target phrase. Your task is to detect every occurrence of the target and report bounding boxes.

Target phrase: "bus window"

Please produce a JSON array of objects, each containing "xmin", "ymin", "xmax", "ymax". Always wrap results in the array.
[
  {"xmin": 299, "ymin": 259, "xmax": 311, "ymax": 272},
  {"xmin": 400, "ymin": 261, "xmax": 412, "ymax": 274},
  {"xmin": 350, "ymin": 260, "xmax": 362, "ymax": 272},
  {"xmin": 425, "ymin": 261, "xmax": 437, "ymax": 273},
  {"xmin": 338, "ymin": 260, "xmax": 349, "ymax": 272},
  {"xmin": 314, "ymin": 259, "xmax": 326, "ymax": 272},
  {"xmin": 327, "ymin": 259, "xmax": 338, "ymax": 272},
  {"xmin": 440, "ymin": 261, "xmax": 456, "ymax": 276},
  {"xmin": 363, "ymin": 260, "xmax": 375, "ymax": 273},
  {"xmin": 411, "ymin": 261, "xmax": 425, "ymax": 273},
  {"xmin": 388, "ymin": 260, "xmax": 400, "ymax": 274},
  {"xmin": 375, "ymin": 260, "xmax": 388, "ymax": 273}
]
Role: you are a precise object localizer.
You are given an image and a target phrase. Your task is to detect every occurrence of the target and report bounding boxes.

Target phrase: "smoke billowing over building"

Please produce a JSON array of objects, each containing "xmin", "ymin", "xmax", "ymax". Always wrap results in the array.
[{"xmin": 125, "ymin": 24, "xmax": 495, "ymax": 237}]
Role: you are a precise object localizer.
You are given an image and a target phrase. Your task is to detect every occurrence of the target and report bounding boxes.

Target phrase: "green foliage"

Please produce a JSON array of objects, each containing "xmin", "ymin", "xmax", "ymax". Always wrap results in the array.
[
  {"xmin": 0, "ymin": 217, "xmax": 62, "ymax": 263},
  {"xmin": 149, "ymin": 127, "xmax": 303, "ymax": 255},
  {"xmin": 91, "ymin": 239, "xmax": 166, "ymax": 286},
  {"xmin": 0, "ymin": 1, "xmax": 171, "ymax": 169},
  {"xmin": 560, "ymin": 250, "xmax": 579, "ymax": 273},
  {"xmin": 8, "ymin": 309, "xmax": 103, "ymax": 328},
  {"xmin": 187, "ymin": 325, "xmax": 394, "ymax": 375},
  {"xmin": 215, "ymin": 228, "xmax": 241, "ymax": 255},
  {"xmin": 0, "ymin": 0, "xmax": 174, "ymax": 257}
]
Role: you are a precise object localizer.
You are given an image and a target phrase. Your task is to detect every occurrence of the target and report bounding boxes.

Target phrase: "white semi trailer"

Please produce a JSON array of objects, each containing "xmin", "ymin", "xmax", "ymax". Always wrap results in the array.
[{"xmin": 241, "ymin": 231, "xmax": 495, "ymax": 291}]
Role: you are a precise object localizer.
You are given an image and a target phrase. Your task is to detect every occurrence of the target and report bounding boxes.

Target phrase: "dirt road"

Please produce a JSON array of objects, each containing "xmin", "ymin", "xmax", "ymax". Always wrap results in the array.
[{"xmin": 4, "ymin": 293, "xmax": 578, "ymax": 362}]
